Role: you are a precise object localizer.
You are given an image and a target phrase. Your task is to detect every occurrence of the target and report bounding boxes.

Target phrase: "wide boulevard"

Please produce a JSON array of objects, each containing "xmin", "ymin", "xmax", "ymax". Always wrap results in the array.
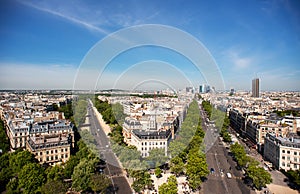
[
  {"xmin": 199, "ymin": 102, "xmax": 255, "ymax": 194},
  {"xmin": 87, "ymin": 100, "xmax": 132, "ymax": 194}
]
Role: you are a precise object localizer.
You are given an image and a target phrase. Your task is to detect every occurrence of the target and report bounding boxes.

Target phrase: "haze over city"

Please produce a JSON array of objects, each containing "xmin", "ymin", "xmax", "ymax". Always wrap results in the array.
[{"xmin": 0, "ymin": 0, "xmax": 300, "ymax": 91}]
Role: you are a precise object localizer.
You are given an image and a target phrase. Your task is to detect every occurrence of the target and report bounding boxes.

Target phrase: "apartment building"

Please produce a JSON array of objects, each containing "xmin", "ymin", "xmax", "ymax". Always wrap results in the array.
[
  {"xmin": 264, "ymin": 133, "xmax": 300, "ymax": 171},
  {"xmin": 130, "ymin": 129, "xmax": 171, "ymax": 157},
  {"xmin": 26, "ymin": 133, "xmax": 71, "ymax": 165},
  {"xmin": 122, "ymin": 117, "xmax": 143, "ymax": 144},
  {"xmin": 229, "ymin": 109, "xmax": 246, "ymax": 135}
]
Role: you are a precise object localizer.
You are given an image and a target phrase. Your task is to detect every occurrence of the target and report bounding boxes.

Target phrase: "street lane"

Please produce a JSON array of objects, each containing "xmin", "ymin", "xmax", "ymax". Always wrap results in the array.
[
  {"xmin": 87, "ymin": 100, "xmax": 132, "ymax": 194},
  {"xmin": 199, "ymin": 102, "xmax": 254, "ymax": 194}
]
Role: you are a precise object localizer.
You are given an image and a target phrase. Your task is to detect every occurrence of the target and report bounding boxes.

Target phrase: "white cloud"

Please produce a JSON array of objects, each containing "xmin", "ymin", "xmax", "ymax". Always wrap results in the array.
[
  {"xmin": 19, "ymin": 1, "xmax": 161, "ymax": 34},
  {"xmin": 227, "ymin": 49, "xmax": 252, "ymax": 68},
  {"xmin": 20, "ymin": 1, "xmax": 109, "ymax": 34}
]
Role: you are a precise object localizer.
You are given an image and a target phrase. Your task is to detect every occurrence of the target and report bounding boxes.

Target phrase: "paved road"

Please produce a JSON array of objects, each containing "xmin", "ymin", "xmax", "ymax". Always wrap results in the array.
[
  {"xmin": 87, "ymin": 100, "xmax": 132, "ymax": 194},
  {"xmin": 199, "ymin": 102, "xmax": 255, "ymax": 194}
]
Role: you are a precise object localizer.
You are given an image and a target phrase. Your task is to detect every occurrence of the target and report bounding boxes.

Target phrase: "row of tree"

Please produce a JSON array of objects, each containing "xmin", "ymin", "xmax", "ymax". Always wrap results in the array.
[
  {"xmin": 0, "ymin": 118, "xmax": 10, "ymax": 153},
  {"xmin": 94, "ymin": 98, "xmax": 127, "ymax": 126},
  {"xmin": 201, "ymin": 100, "xmax": 232, "ymax": 142},
  {"xmin": 167, "ymin": 100, "xmax": 209, "ymax": 191},
  {"xmin": 230, "ymin": 142, "xmax": 272, "ymax": 189}
]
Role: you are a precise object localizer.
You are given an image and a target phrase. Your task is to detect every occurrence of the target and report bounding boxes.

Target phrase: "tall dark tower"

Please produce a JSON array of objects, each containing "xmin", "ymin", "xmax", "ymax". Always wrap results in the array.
[{"xmin": 252, "ymin": 78, "xmax": 259, "ymax": 97}]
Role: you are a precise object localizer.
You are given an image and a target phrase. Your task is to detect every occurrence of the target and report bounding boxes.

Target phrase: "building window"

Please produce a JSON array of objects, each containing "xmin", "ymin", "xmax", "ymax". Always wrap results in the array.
[
  {"xmin": 51, "ymin": 150, "xmax": 53, "ymax": 154},
  {"xmin": 282, "ymin": 150, "xmax": 285, "ymax": 153},
  {"xmin": 282, "ymin": 162, "xmax": 285, "ymax": 166},
  {"xmin": 55, "ymin": 150, "xmax": 58, "ymax": 153},
  {"xmin": 40, "ymin": 152, "xmax": 42, "ymax": 155},
  {"xmin": 61, "ymin": 154, "xmax": 64, "ymax": 158},
  {"xmin": 282, "ymin": 156, "xmax": 285, "ymax": 160},
  {"xmin": 46, "ymin": 157, "xmax": 49, "ymax": 161},
  {"xmin": 294, "ymin": 158, "xmax": 297, "ymax": 162},
  {"xmin": 46, "ymin": 151, "xmax": 49, "ymax": 154},
  {"xmin": 294, "ymin": 164, "xmax": 297, "ymax": 169},
  {"xmin": 287, "ymin": 151, "xmax": 290, "ymax": 154},
  {"xmin": 61, "ymin": 149, "xmax": 63, "ymax": 152},
  {"xmin": 287, "ymin": 163, "xmax": 290, "ymax": 167},
  {"xmin": 65, "ymin": 148, "xmax": 68, "ymax": 151},
  {"xmin": 287, "ymin": 156, "xmax": 290, "ymax": 161},
  {"xmin": 294, "ymin": 152, "xmax": 297, "ymax": 155},
  {"xmin": 65, "ymin": 154, "xmax": 68, "ymax": 158}
]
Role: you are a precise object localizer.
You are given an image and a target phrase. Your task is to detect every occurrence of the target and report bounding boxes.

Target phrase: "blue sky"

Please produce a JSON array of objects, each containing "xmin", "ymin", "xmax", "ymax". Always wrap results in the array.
[{"xmin": 0, "ymin": 0, "xmax": 299, "ymax": 91}]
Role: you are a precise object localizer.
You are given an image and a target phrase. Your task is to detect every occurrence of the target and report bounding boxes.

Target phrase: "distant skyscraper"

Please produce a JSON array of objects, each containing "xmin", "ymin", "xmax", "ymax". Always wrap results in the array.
[
  {"xmin": 230, "ymin": 88, "xmax": 234, "ymax": 96},
  {"xmin": 199, "ymin": 84, "xmax": 210, "ymax": 93},
  {"xmin": 252, "ymin": 78, "xmax": 259, "ymax": 97}
]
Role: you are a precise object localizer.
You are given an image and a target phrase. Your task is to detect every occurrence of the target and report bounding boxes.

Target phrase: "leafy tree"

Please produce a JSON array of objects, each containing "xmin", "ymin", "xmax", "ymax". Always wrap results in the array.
[
  {"xmin": 112, "ymin": 103, "xmax": 127, "ymax": 125},
  {"xmin": 73, "ymin": 100, "xmax": 88, "ymax": 126},
  {"xmin": 71, "ymin": 158, "xmax": 95, "ymax": 191},
  {"xmin": 40, "ymin": 179, "xmax": 68, "ymax": 194},
  {"xmin": 155, "ymin": 167, "xmax": 162, "ymax": 178},
  {"xmin": 119, "ymin": 147, "xmax": 141, "ymax": 169},
  {"xmin": 168, "ymin": 141, "xmax": 186, "ymax": 159},
  {"xmin": 6, "ymin": 177, "xmax": 19, "ymax": 194},
  {"xmin": 170, "ymin": 156, "xmax": 185, "ymax": 176},
  {"xmin": 0, "ymin": 119, "xmax": 9, "ymax": 153},
  {"xmin": 286, "ymin": 169, "xmax": 300, "ymax": 187},
  {"xmin": 147, "ymin": 148, "xmax": 168, "ymax": 167},
  {"xmin": 63, "ymin": 155, "xmax": 79, "ymax": 179},
  {"xmin": 46, "ymin": 165, "xmax": 64, "ymax": 181},
  {"xmin": 59, "ymin": 103, "xmax": 73, "ymax": 119},
  {"xmin": 0, "ymin": 153, "xmax": 13, "ymax": 192},
  {"xmin": 168, "ymin": 175, "xmax": 178, "ymax": 185},
  {"xmin": 9, "ymin": 150, "xmax": 36, "ymax": 175},
  {"xmin": 131, "ymin": 171, "xmax": 153, "ymax": 193},
  {"xmin": 158, "ymin": 175, "xmax": 178, "ymax": 194},
  {"xmin": 18, "ymin": 163, "xmax": 46, "ymax": 194},
  {"xmin": 89, "ymin": 173, "xmax": 111, "ymax": 193},
  {"xmin": 246, "ymin": 165, "xmax": 272, "ymax": 189},
  {"xmin": 186, "ymin": 152, "xmax": 209, "ymax": 191}
]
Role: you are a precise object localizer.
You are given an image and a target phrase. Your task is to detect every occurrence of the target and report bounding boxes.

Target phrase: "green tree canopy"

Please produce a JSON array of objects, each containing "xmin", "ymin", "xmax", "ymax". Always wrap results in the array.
[
  {"xmin": 170, "ymin": 156, "xmax": 184, "ymax": 176},
  {"xmin": 186, "ymin": 152, "xmax": 209, "ymax": 191},
  {"xmin": 71, "ymin": 158, "xmax": 96, "ymax": 191},
  {"xmin": 89, "ymin": 173, "xmax": 111, "ymax": 193},
  {"xmin": 18, "ymin": 163, "xmax": 46, "ymax": 194},
  {"xmin": 9, "ymin": 150, "xmax": 36, "ymax": 175},
  {"xmin": 147, "ymin": 148, "xmax": 168, "ymax": 167},
  {"xmin": 246, "ymin": 165, "xmax": 272, "ymax": 189},
  {"xmin": 158, "ymin": 175, "xmax": 178, "ymax": 194},
  {"xmin": 40, "ymin": 179, "xmax": 68, "ymax": 194}
]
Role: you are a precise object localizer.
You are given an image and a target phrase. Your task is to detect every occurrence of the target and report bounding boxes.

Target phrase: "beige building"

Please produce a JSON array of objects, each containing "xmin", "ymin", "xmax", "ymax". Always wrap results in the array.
[
  {"xmin": 26, "ymin": 133, "xmax": 71, "ymax": 165},
  {"xmin": 264, "ymin": 133, "xmax": 300, "ymax": 171},
  {"xmin": 122, "ymin": 117, "xmax": 142, "ymax": 144}
]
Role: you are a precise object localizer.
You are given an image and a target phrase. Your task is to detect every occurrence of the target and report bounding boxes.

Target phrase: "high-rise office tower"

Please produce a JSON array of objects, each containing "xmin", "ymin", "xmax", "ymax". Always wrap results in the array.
[{"xmin": 252, "ymin": 78, "xmax": 259, "ymax": 97}]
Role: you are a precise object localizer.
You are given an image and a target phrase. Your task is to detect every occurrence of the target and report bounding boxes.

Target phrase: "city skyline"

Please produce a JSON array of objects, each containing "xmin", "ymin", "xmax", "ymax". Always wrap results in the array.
[{"xmin": 0, "ymin": 0, "xmax": 300, "ymax": 91}]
